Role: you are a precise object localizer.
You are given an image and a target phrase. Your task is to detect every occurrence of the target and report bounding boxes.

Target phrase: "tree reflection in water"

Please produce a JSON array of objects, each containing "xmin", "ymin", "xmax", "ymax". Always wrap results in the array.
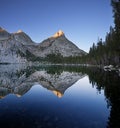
[{"xmin": 87, "ymin": 67, "xmax": 120, "ymax": 128}]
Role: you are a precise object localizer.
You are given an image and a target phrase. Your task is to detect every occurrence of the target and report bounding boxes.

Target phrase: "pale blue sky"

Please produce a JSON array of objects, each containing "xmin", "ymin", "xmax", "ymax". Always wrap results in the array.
[{"xmin": 0, "ymin": 0, "xmax": 114, "ymax": 52}]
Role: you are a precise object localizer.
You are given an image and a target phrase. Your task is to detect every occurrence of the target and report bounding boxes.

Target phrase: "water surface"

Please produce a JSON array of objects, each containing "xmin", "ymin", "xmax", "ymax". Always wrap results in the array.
[{"xmin": 0, "ymin": 64, "xmax": 119, "ymax": 128}]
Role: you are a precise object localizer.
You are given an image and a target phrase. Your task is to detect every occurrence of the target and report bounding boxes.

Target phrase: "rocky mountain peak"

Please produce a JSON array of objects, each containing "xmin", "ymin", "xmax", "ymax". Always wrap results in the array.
[
  {"xmin": 0, "ymin": 27, "xmax": 4, "ymax": 32},
  {"xmin": 36, "ymin": 30, "xmax": 87, "ymax": 57},
  {"xmin": 13, "ymin": 30, "xmax": 34, "ymax": 45},
  {"xmin": 52, "ymin": 30, "xmax": 64, "ymax": 38},
  {"xmin": 0, "ymin": 27, "xmax": 7, "ymax": 32},
  {"xmin": 16, "ymin": 30, "xmax": 23, "ymax": 33},
  {"xmin": 0, "ymin": 27, "xmax": 11, "ymax": 40}
]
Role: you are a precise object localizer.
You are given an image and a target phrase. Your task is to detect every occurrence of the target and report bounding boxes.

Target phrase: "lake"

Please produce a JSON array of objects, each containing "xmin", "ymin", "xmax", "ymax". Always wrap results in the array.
[{"xmin": 0, "ymin": 64, "xmax": 120, "ymax": 128}]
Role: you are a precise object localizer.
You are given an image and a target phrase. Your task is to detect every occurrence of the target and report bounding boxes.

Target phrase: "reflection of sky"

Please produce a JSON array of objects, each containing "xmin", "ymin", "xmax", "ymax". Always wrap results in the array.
[
  {"xmin": 63, "ymin": 76, "xmax": 108, "ymax": 111},
  {"xmin": 22, "ymin": 76, "xmax": 106, "ymax": 104},
  {"xmin": 0, "ymin": 75, "xmax": 110, "ymax": 128},
  {"xmin": 23, "ymin": 76, "xmax": 109, "ymax": 127},
  {"xmin": 27, "ymin": 76, "xmax": 109, "ymax": 112},
  {"xmin": 66, "ymin": 76, "xmax": 105, "ymax": 98}
]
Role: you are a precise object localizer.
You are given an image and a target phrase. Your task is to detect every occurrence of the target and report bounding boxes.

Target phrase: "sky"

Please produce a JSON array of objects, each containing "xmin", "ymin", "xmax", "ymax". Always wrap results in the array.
[{"xmin": 0, "ymin": 0, "xmax": 114, "ymax": 52}]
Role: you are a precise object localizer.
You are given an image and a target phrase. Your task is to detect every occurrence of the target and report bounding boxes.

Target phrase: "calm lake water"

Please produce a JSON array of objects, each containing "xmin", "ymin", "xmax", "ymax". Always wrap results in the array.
[{"xmin": 0, "ymin": 64, "xmax": 120, "ymax": 128}]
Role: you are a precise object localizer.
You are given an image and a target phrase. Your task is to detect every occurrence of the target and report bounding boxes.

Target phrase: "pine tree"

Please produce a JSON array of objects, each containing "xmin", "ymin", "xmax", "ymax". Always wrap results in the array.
[{"xmin": 111, "ymin": 0, "xmax": 120, "ymax": 64}]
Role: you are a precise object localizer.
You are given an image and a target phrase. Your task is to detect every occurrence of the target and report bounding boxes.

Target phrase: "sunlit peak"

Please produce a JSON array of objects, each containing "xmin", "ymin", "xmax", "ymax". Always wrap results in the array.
[
  {"xmin": 0, "ymin": 27, "xmax": 5, "ymax": 32},
  {"xmin": 52, "ymin": 30, "xmax": 64, "ymax": 38},
  {"xmin": 17, "ymin": 30, "xmax": 23, "ymax": 33}
]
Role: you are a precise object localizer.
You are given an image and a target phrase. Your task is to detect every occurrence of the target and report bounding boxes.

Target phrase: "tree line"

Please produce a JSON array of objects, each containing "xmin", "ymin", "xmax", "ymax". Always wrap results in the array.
[{"xmin": 86, "ymin": 0, "xmax": 120, "ymax": 66}]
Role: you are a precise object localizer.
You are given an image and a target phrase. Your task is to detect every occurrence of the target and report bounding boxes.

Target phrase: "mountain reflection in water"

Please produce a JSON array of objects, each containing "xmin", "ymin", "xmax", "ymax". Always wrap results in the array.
[
  {"xmin": 0, "ymin": 64, "xmax": 85, "ymax": 98},
  {"xmin": 0, "ymin": 64, "xmax": 120, "ymax": 128}
]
